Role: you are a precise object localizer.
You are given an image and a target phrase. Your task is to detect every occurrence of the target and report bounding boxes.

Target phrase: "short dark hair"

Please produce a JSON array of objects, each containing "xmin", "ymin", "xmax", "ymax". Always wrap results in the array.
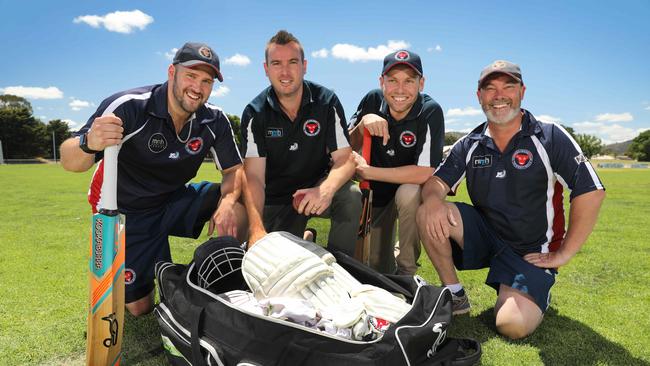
[{"xmin": 265, "ymin": 30, "xmax": 304, "ymax": 62}]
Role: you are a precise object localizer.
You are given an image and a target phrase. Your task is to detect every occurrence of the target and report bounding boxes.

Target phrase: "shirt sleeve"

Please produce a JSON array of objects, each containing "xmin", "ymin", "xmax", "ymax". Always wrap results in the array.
[
  {"xmin": 240, "ymin": 105, "xmax": 266, "ymax": 158},
  {"xmin": 434, "ymin": 138, "xmax": 470, "ymax": 194},
  {"xmin": 348, "ymin": 93, "xmax": 370, "ymax": 129},
  {"xmin": 326, "ymin": 95, "xmax": 350, "ymax": 152},
  {"xmin": 416, "ymin": 102, "xmax": 445, "ymax": 168},
  {"xmin": 550, "ymin": 125, "xmax": 605, "ymax": 199}
]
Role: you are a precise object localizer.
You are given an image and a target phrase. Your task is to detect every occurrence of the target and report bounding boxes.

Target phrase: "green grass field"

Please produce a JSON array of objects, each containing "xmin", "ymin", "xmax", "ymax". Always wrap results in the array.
[{"xmin": 1, "ymin": 164, "xmax": 649, "ymax": 365}]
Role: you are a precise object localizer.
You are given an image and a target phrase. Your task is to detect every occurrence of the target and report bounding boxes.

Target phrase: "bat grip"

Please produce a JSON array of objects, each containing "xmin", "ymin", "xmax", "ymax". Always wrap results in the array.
[
  {"xmin": 359, "ymin": 129, "xmax": 372, "ymax": 190},
  {"xmin": 102, "ymin": 145, "xmax": 119, "ymax": 211}
]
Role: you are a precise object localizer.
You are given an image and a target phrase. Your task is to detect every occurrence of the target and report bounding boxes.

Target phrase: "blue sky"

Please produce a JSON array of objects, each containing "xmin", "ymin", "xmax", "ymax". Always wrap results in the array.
[{"xmin": 1, "ymin": 0, "xmax": 648, "ymax": 143}]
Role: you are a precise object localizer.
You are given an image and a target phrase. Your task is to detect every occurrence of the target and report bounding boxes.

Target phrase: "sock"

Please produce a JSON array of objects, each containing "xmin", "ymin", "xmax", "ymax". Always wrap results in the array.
[{"xmin": 446, "ymin": 283, "xmax": 464, "ymax": 295}]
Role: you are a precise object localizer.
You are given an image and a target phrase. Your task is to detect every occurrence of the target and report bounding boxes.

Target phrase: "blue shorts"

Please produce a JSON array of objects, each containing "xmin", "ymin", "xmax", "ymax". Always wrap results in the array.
[
  {"xmin": 451, "ymin": 202, "xmax": 556, "ymax": 312},
  {"xmin": 122, "ymin": 181, "xmax": 220, "ymax": 303}
]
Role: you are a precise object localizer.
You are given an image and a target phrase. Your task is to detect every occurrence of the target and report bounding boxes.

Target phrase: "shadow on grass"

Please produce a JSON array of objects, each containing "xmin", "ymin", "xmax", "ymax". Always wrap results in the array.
[
  {"xmin": 453, "ymin": 307, "xmax": 649, "ymax": 365},
  {"xmin": 121, "ymin": 312, "xmax": 167, "ymax": 365}
]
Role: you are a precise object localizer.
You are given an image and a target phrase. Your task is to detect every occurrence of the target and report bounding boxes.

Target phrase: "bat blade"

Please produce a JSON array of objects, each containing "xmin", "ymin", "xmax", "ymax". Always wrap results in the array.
[
  {"xmin": 86, "ymin": 145, "xmax": 124, "ymax": 366},
  {"xmin": 86, "ymin": 211, "xmax": 125, "ymax": 366}
]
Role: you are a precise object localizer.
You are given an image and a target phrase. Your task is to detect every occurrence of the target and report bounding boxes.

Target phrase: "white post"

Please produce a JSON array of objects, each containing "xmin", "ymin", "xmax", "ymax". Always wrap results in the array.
[
  {"xmin": 0, "ymin": 140, "xmax": 4, "ymax": 164},
  {"xmin": 52, "ymin": 131, "xmax": 56, "ymax": 163}
]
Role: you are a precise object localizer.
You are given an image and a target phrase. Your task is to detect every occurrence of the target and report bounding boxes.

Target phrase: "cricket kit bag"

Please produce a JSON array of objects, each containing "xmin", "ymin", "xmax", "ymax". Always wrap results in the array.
[{"xmin": 154, "ymin": 233, "xmax": 481, "ymax": 366}]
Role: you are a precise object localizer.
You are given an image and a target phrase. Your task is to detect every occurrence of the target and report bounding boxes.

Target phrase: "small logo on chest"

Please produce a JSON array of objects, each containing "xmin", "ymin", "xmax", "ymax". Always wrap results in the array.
[
  {"xmin": 185, "ymin": 137, "xmax": 204, "ymax": 155},
  {"xmin": 266, "ymin": 128, "xmax": 283, "ymax": 138},
  {"xmin": 512, "ymin": 149, "xmax": 533, "ymax": 169},
  {"xmin": 399, "ymin": 130, "xmax": 416, "ymax": 148},
  {"xmin": 303, "ymin": 119, "xmax": 321, "ymax": 136},
  {"xmin": 148, "ymin": 133, "xmax": 167, "ymax": 153},
  {"xmin": 472, "ymin": 155, "xmax": 492, "ymax": 168}
]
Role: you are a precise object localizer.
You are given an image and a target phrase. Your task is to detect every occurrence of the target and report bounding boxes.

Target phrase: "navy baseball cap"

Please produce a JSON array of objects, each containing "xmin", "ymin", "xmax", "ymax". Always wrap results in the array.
[
  {"xmin": 382, "ymin": 50, "xmax": 423, "ymax": 76},
  {"xmin": 478, "ymin": 60, "xmax": 522, "ymax": 88},
  {"xmin": 173, "ymin": 42, "xmax": 223, "ymax": 82}
]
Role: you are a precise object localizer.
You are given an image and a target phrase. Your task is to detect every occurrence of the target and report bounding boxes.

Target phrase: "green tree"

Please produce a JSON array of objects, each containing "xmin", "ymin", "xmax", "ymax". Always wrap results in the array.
[
  {"xmin": 627, "ymin": 130, "xmax": 650, "ymax": 161},
  {"xmin": 0, "ymin": 95, "xmax": 48, "ymax": 158},
  {"xmin": 444, "ymin": 131, "xmax": 464, "ymax": 145},
  {"xmin": 46, "ymin": 119, "xmax": 73, "ymax": 159},
  {"xmin": 561, "ymin": 124, "xmax": 576, "ymax": 139},
  {"xmin": 574, "ymin": 133, "xmax": 603, "ymax": 159},
  {"xmin": 227, "ymin": 113, "xmax": 242, "ymax": 147}
]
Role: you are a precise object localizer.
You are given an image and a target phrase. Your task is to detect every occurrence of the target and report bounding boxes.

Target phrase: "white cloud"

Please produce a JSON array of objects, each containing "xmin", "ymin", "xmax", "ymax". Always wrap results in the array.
[
  {"xmin": 62, "ymin": 119, "xmax": 82, "ymax": 130},
  {"xmin": 536, "ymin": 114, "xmax": 563, "ymax": 124},
  {"xmin": 447, "ymin": 107, "xmax": 482, "ymax": 117},
  {"xmin": 645, "ymin": 106, "xmax": 650, "ymax": 111},
  {"xmin": 73, "ymin": 10, "xmax": 153, "ymax": 34},
  {"xmin": 224, "ymin": 54, "xmax": 251, "ymax": 66},
  {"xmin": 331, "ymin": 40, "xmax": 410, "ymax": 62},
  {"xmin": 311, "ymin": 48, "xmax": 329, "ymax": 58},
  {"xmin": 210, "ymin": 86, "xmax": 230, "ymax": 98},
  {"xmin": 0, "ymin": 86, "xmax": 63, "ymax": 99},
  {"xmin": 595, "ymin": 112, "xmax": 633, "ymax": 122},
  {"xmin": 164, "ymin": 48, "xmax": 178, "ymax": 60},
  {"xmin": 573, "ymin": 121, "xmax": 645, "ymax": 143},
  {"xmin": 427, "ymin": 45, "xmax": 442, "ymax": 52},
  {"xmin": 69, "ymin": 99, "xmax": 91, "ymax": 111}
]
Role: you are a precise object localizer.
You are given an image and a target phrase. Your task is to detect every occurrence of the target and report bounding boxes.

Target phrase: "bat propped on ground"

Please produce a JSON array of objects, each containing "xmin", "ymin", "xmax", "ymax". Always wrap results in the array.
[
  {"xmin": 86, "ymin": 145, "xmax": 125, "ymax": 366},
  {"xmin": 354, "ymin": 130, "xmax": 372, "ymax": 265}
]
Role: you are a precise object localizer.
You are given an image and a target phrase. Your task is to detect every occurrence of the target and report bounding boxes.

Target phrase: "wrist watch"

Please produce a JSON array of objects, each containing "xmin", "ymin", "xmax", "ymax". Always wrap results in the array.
[{"xmin": 79, "ymin": 132, "xmax": 100, "ymax": 154}]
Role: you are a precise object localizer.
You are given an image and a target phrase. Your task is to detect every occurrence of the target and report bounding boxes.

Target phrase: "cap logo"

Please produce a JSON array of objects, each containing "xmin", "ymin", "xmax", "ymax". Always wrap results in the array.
[
  {"xmin": 399, "ymin": 130, "xmax": 417, "ymax": 148},
  {"xmin": 493, "ymin": 61, "xmax": 506, "ymax": 69},
  {"xmin": 395, "ymin": 51, "xmax": 410, "ymax": 61},
  {"xmin": 512, "ymin": 149, "xmax": 533, "ymax": 169},
  {"xmin": 303, "ymin": 119, "xmax": 321, "ymax": 136},
  {"xmin": 198, "ymin": 46, "xmax": 212, "ymax": 59}
]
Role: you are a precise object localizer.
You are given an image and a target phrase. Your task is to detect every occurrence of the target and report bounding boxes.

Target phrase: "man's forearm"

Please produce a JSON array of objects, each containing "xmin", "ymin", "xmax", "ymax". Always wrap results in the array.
[
  {"xmin": 219, "ymin": 165, "xmax": 243, "ymax": 204},
  {"xmin": 421, "ymin": 176, "xmax": 450, "ymax": 202},
  {"xmin": 60, "ymin": 137, "xmax": 96, "ymax": 172},
  {"xmin": 559, "ymin": 189, "xmax": 606, "ymax": 258},
  {"xmin": 319, "ymin": 151, "xmax": 356, "ymax": 195},
  {"xmin": 364, "ymin": 165, "xmax": 434, "ymax": 185}
]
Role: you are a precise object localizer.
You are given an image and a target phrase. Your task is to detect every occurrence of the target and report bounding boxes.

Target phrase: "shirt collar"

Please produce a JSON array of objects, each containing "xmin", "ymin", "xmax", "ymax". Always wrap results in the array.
[{"xmin": 266, "ymin": 80, "xmax": 314, "ymax": 112}]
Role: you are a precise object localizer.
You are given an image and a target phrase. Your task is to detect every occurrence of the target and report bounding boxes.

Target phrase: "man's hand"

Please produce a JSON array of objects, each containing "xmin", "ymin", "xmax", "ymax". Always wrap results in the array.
[
  {"xmin": 418, "ymin": 197, "xmax": 458, "ymax": 242},
  {"xmin": 292, "ymin": 186, "xmax": 333, "ymax": 216},
  {"xmin": 208, "ymin": 198, "xmax": 239, "ymax": 237},
  {"xmin": 351, "ymin": 151, "xmax": 371, "ymax": 180},
  {"xmin": 360, "ymin": 113, "xmax": 390, "ymax": 146},
  {"xmin": 87, "ymin": 113, "xmax": 124, "ymax": 151},
  {"xmin": 523, "ymin": 250, "xmax": 572, "ymax": 269}
]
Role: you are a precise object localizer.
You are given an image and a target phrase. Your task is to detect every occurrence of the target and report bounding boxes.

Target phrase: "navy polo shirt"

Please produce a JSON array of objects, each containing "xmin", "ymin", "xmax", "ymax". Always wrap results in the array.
[
  {"xmin": 349, "ymin": 89, "xmax": 445, "ymax": 206},
  {"xmin": 240, "ymin": 80, "xmax": 350, "ymax": 205},
  {"xmin": 76, "ymin": 82, "xmax": 242, "ymax": 211},
  {"xmin": 435, "ymin": 110, "xmax": 605, "ymax": 255}
]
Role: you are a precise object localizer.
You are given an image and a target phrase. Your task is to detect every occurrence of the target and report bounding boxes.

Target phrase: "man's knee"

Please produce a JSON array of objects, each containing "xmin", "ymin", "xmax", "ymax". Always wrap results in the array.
[
  {"xmin": 126, "ymin": 292, "xmax": 154, "ymax": 317},
  {"xmin": 332, "ymin": 181, "xmax": 362, "ymax": 215},
  {"xmin": 395, "ymin": 184, "xmax": 421, "ymax": 211},
  {"xmin": 494, "ymin": 287, "xmax": 543, "ymax": 339}
]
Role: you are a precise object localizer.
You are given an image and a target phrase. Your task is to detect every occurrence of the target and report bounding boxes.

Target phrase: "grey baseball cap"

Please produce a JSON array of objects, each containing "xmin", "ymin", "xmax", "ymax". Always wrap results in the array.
[
  {"xmin": 478, "ymin": 60, "xmax": 522, "ymax": 88},
  {"xmin": 173, "ymin": 42, "xmax": 223, "ymax": 82}
]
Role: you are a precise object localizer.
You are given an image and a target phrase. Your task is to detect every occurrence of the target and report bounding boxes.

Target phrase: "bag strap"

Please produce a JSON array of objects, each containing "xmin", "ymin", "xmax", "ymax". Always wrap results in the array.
[{"xmin": 190, "ymin": 305, "xmax": 207, "ymax": 366}]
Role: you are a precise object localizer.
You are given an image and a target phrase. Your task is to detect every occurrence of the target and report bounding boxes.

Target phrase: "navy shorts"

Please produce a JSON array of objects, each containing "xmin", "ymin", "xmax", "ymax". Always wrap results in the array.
[
  {"xmin": 123, "ymin": 181, "xmax": 220, "ymax": 303},
  {"xmin": 451, "ymin": 202, "xmax": 556, "ymax": 312}
]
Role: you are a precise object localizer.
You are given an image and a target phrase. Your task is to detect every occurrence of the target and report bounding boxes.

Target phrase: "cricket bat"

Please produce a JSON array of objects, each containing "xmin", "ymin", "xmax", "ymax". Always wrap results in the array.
[
  {"xmin": 86, "ymin": 145, "xmax": 125, "ymax": 366},
  {"xmin": 354, "ymin": 130, "xmax": 372, "ymax": 265}
]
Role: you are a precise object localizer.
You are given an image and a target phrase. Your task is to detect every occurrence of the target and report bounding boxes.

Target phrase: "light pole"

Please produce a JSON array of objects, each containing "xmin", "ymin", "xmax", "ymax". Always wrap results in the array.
[
  {"xmin": 0, "ymin": 139, "xmax": 4, "ymax": 164},
  {"xmin": 52, "ymin": 131, "xmax": 57, "ymax": 163}
]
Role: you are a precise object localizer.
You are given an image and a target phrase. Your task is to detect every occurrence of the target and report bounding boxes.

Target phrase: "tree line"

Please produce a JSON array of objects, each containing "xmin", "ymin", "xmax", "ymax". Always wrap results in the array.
[{"xmin": 1, "ymin": 94, "xmax": 648, "ymax": 161}]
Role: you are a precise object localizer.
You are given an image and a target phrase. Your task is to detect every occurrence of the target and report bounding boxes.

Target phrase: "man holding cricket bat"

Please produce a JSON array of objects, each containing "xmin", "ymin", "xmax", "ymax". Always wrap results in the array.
[
  {"xmin": 348, "ymin": 50, "xmax": 445, "ymax": 275},
  {"xmin": 61, "ymin": 42, "xmax": 247, "ymax": 316}
]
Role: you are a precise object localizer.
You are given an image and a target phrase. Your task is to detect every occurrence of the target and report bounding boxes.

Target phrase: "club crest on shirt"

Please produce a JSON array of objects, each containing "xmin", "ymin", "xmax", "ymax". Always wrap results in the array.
[
  {"xmin": 185, "ymin": 137, "xmax": 203, "ymax": 155},
  {"xmin": 148, "ymin": 133, "xmax": 167, "ymax": 153},
  {"xmin": 266, "ymin": 128, "xmax": 283, "ymax": 138},
  {"xmin": 472, "ymin": 155, "xmax": 492, "ymax": 168},
  {"xmin": 395, "ymin": 50, "xmax": 410, "ymax": 61},
  {"xmin": 303, "ymin": 119, "xmax": 321, "ymax": 136},
  {"xmin": 512, "ymin": 149, "xmax": 533, "ymax": 169},
  {"xmin": 124, "ymin": 268, "xmax": 136, "ymax": 285},
  {"xmin": 399, "ymin": 130, "xmax": 416, "ymax": 148}
]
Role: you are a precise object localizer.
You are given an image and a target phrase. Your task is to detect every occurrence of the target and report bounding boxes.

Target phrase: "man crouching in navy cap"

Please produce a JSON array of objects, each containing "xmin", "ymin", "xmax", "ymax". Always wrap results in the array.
[{"xmin": 60, "ymin": 41, "xmax": 248, "ymax": 316}]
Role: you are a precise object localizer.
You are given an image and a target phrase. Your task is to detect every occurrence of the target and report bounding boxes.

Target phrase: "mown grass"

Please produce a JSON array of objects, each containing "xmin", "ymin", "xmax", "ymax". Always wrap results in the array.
[{"xmin": 0, "ymin": 164, "xmax": 648, "ymax": 365}]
